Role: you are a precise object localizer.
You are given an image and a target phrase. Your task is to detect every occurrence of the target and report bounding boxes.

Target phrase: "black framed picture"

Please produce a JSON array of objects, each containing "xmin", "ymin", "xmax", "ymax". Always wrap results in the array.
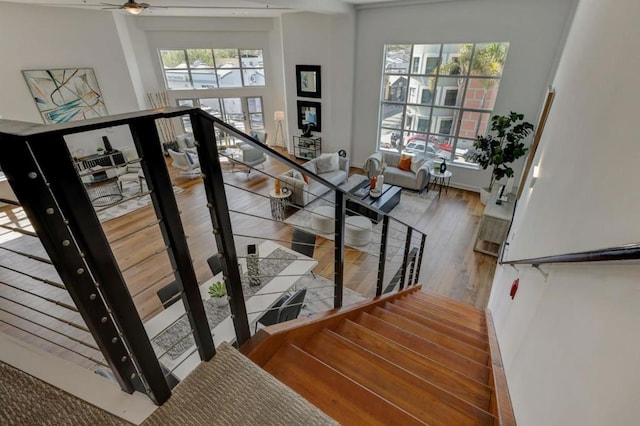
[
  {"xmin": 297, "ymin": 100, "xmax": 321, "ymax": 133},
  {"xmin": 296, "ymin": 65, "xmax": 321, "ymax": 98}
]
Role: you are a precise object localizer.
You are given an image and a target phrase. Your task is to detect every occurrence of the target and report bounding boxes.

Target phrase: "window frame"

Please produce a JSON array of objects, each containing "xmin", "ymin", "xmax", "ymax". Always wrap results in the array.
[
  {"xmin": 378, "ymin": 42, "xmax": 509, "ymax": 166},
  {"xmin": 159, "ymin": 48, "xmax": 265, "ymax": 90}
]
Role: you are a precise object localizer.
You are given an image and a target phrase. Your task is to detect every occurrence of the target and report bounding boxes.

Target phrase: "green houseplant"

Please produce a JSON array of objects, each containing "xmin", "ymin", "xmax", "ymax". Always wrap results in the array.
[
  {"xmin": 208, "ymin": 281, "xmax": 227, "ymax": 307},
  {"xmin": 473, "ymin": 112, "xmax": 534, "ymax": 202}
]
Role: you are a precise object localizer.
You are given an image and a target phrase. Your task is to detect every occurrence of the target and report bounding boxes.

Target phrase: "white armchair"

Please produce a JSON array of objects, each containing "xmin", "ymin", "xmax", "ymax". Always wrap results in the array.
[
  {"xmin": 117, "ymin": 147, "xmax": 144, "ymax": 192},
  {"xmin": 167, "ymin": 149, "xmax": 200, "ymax": 178},
  {"xmin": 231, "ymin": 142, "xmax": 267, "ymax": 176}
]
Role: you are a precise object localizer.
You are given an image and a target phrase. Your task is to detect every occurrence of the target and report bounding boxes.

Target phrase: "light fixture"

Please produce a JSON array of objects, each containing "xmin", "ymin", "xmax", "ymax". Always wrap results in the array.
[
  {"xmin": 124, "ymin": 4, "xmax": 144, "ymax": 14},
  {"xmin": 274, "ymin": 111, "xmax": 285, "ymax": 148}
]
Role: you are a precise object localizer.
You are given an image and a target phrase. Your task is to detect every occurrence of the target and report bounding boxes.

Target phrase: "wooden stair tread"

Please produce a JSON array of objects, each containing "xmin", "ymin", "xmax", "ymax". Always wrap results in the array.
[
  {"xmin": 335, "ymin": 319, "xmax": 492, "ymax": 411},
  {"xmin": 358, "ymin": 312, "xmax": 490, "ymax": 383},
  {"xmin": 263, "ymin": 344, "xmax": 427, "ymax": 426},
  {"xmin": 304, "ymin": 329, "xmax": 495, "ymax": 426},
  {"xmin": 391, "ymin": 299, "xmax": 488, "ymax": 338},
  {"xmin": 382, "ymin": 303, "xmax": 489, "ymax": 348},
  {"xmin": 367, "ymin": 305, "xmax": 488, "ymax": 364},
  {"xmin": 401, "ymin": 294, "xmax": 488, "ymax": 331},
  {"xmin": 414, "ymin": 290, "xmax": 486, "ymax": 318}
]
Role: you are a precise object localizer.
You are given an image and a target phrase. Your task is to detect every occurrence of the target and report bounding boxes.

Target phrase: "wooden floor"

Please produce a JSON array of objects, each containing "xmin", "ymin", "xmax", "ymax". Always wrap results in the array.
[{"xmin": 0, "ymin": 147, "xmax": 497, "ymax": 369}]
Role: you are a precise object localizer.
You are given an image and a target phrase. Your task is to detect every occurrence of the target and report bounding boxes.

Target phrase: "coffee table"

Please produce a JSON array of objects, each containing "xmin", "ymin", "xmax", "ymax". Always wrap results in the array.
[{"xmin": 346, "ymin": 179, "xmax": 401, "ymax": 224}]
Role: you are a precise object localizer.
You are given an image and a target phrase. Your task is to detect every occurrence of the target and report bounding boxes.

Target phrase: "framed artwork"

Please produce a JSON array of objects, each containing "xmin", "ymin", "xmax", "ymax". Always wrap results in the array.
[
  {"xmin": 296, "ymin": 65, "xmax": 321, "ymax": 98},
  {"xmin": 22, "ymin": 68, "xmax": 108, "ymax": 124},
  {"xmin": 297, "ymin": 100, "xmax": 321, "ymax": 133}
]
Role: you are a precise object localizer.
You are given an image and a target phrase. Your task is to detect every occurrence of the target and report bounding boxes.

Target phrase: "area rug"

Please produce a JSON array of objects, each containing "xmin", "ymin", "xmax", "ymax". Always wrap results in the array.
[
  {"xmin": 96, "ymin": 180, "xmax": 183, "ymax": 222},
  {"xmin": 151, "ymin": 248, "xmax": 366, "ymax": 361},
  {"xmin": 284, "ymin": 174, "xmax": 436, "ymax": 257}
]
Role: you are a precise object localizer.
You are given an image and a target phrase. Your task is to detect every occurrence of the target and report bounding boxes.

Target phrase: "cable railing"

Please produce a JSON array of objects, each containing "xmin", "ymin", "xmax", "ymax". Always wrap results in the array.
[{"xmin": 0, "ymin": 107, "xmax": 427, "ymax": 406}]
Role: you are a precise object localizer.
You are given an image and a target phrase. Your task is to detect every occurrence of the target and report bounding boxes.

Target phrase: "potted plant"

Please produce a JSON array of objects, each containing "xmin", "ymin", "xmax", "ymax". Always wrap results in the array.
[
  {"xmin": 472, "ymin": 112, "xmax": 534, "ymax": 204},
  {"xmin": 208, "ymin": 281, "xmax": 227, "ymax": 307}
]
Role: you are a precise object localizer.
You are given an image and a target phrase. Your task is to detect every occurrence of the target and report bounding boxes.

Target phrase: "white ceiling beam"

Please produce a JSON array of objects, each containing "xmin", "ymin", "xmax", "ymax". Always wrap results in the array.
[{"xmin": 246, "ymin": 0, "xmax": 353, "ymax": 15}]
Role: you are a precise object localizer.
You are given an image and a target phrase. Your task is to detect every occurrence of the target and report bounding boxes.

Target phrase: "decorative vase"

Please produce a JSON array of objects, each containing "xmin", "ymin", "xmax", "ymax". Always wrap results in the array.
[
  {"xmin": 439, "ymin": 159, "xmax": 447, "ymax": 173},
  {"xmin": 274, "ymin": 179, "xmax": 281, "ymax": 195},
  {"xmin": 102, "ymin": 136, "xmax": 113, "ymax": 153},
  {"xmin": 214, "ymin": 296, "xmax": 227, "ymax": 307},
  {"xmin": 246, "ymin": 244, "xmax": 260, "ymax": 287}
]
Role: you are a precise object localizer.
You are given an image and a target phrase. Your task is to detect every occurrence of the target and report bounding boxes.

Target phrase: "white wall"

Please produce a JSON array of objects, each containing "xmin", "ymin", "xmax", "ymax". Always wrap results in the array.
[
  {"xmin": 280, "ymin": 12, "xmax": 356, "ymax": 154},
  {"xmin": 351, "ymin": 0, "xmax": 575, "ymax": 189},
  {"xmin": 489, "ymin": 1, "xmax": 640, "ymax": 424},
  {"xmin": 0, "ymin": 3, "xmax": 140, "ymax": 123},
  {"xmin": 133, "ymin": 17, "xmax": 287, "ymax": 147}
]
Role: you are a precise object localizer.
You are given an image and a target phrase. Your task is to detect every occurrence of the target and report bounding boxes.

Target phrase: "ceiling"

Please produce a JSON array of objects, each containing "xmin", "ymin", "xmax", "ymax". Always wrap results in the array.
[{"xmin": 2, "ymin": 0, "xmax": 421, "ymax": 17}]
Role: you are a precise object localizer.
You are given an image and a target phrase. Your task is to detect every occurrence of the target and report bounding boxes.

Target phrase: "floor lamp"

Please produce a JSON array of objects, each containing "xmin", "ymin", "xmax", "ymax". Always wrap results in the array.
[{"xmin": 274, "ymin": 111, "xmax": 285, "ymax": 148}]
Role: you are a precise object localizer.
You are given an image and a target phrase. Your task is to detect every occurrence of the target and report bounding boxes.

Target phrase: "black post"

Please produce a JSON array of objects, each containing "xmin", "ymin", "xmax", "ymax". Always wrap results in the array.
[
  {"xmin": 190, "ymin": 111, "xmax": 251, "ymax": 346},
  {"xmin": 129, "ymin": 118, "xmax": 215, "ymax": 362},
  {"xmin": 376, "ymin": 215, "xmax": 390, "ymax": 297},
  {"xmin": 399, "ymin": 226, "xmax": 413, "ymax": 290},
  {"xmin": 4, "ymin": 134, "xmax": 170, "ymax": 405},
  {"xmin": 414, "ymin": 233, "xmax": 427, "ymax": 286},
  {"xmin": 334, "ymin": 189, "xmax": 345, "ymax": 309}
]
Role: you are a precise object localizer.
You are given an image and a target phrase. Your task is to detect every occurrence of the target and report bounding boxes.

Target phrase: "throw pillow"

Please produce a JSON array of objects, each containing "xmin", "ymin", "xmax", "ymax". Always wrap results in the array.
[
  {"xmin": 291, "ymin": 170, "xmax": 304, "ymax": 181},
  {"xmin": 185, "ymin": 151, "xmax": 196, "ymax": 165},
  {"xmin": 398, "ymin": 155, "xmax": 412, "ymax": 171},
  {"xmin": 302, "ymin": 161, "xmax": 317, "ymax": 174},
  {"xmin": 302, "ymin": 174, "xmax": 310, "ymax": 184},
  {"xmin": 315, "ymin": 153, "xmax": 339, "ymax": 174},
  {"xmin": 410, "ymin": 157, "xmax": 425, "ymax": 174}
]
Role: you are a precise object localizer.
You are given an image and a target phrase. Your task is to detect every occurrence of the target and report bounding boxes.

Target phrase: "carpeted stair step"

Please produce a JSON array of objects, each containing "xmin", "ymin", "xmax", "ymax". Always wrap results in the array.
[
  {"xmin": 365, "ymin": 305, "xmax": 488, "ymax": 364},
  {"xmin": 144, "ymin": 342, "xmax": 335, "ymax": 426},
  {"xmin": 400, "ymin": 294, "xmax": 488, "ymax": 332},
  {"xmin": 413, "ymin": 290, "xmax": 487, "ymax": 321},
  {"xmin": 382, "ymin": 302, "xmax": 488, "ymax": 349},
  {"xmin": 357, "ymin": 311, "xmax": 490, "ymax": 383},
  {"xmin": 263, "ymin": 343, "xmax": 426, "ymax": 426},
  {"xmin": 334, "ymin": 319, "xmax": 492, "ymax": 411},
  {"xmin": 303, "ymin": 329, "xmax": 496, "ymax": 426}
]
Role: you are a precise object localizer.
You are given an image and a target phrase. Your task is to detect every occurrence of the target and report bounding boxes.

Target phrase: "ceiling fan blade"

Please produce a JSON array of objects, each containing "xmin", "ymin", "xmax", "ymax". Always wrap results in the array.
[
  {"xmin": 148, "ymin": 5, "xmax": 169, "ymax": 9},
  {"xmin": 100, "ymin": 2, "xmax": 122, "ymax": 6}
]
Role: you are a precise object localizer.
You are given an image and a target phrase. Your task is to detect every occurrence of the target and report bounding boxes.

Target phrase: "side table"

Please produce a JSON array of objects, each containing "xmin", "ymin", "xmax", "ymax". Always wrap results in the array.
[
  {"xmin": 269, "ymin": 189, "xmax": 292, "ymax": 221},
  {"xmin": 430, "ymin": 169, "xmax": 452, "ymax": 197}
]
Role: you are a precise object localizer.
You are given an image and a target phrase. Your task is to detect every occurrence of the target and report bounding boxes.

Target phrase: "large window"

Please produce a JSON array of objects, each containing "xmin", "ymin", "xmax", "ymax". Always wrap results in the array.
[
  {"xmin": 379, "ymin": 42, "xmax": 509, "ymax": 165},
  {"xmin": 178, "ymin": 96, "xmax": 264, "ymax": 145},
  {"xmin": 160, "ymin": 49, "xmax": 265, "ymax": 90}
]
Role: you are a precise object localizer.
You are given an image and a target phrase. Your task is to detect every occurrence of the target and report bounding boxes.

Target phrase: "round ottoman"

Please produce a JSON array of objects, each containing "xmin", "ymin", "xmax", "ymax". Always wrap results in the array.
[
  {"xmin": 345, "ymin": 216, "xmax": 373, "ymax": 246},
  {"xmin": 311, "ymin": 205, "xmax": 335, "ymax": 234}
]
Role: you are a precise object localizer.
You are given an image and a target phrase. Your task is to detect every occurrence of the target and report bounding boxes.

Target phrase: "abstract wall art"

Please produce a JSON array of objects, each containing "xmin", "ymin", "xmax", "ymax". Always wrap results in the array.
[{"xmin": 22, "ymin": 68, "xmax": 108, "ymax": 124}]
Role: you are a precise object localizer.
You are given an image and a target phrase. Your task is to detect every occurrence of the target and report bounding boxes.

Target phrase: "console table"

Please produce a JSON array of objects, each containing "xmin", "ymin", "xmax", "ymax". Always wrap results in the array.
[{"xmin": 474, "ymin": 189, "xmax": 515, "ymax": 257}]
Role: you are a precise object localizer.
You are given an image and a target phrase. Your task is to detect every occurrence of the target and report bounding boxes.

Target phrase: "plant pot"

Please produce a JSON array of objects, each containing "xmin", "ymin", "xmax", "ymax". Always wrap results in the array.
[
  {"xmin": 479, "ymin": 188, "xmax": 491, "ymax": 205},
  {"xmin": 214, "ymin": 296, "xmax": 227, "ymax": 307}
]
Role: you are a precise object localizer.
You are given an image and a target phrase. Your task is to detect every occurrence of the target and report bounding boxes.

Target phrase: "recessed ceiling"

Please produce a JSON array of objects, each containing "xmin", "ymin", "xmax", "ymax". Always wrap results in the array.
[{"xmin": 2, "ymin": 0, "xmax": 416, "ymax": 17}]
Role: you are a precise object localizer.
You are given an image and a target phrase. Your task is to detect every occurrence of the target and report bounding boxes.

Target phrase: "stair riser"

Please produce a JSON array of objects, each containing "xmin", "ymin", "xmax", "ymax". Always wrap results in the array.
[
  {"xmin": 370, "ymin": 307, "xmax": 489, "ymax": 365},
  {"xmin": 336, "ymin": 320, "xmax": 492, "ymax": 411},
  {"xmin": 399, "ymin": 295, "xmax": 488, "ymax": 332},
  {"xmin": 383, "ymin": 303, "xmax": 488, "ymax": 350},
  {"xmin": 392, "ymin": 300, "xmax": 489, "ymax": 340},
  {"xmin": 304, "ymin": 331, "xmax": 495, "ymax": 426},
  {"xmin": 360, "ymin": 312, "xmax": 490, "ymax": 383}
]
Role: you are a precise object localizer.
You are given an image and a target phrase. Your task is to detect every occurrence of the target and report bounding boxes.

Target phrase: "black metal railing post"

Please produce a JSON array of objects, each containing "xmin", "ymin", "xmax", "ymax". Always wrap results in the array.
[
  {"xmin": 399, "ymin": 226, "xmax": 413, "ymax": 290},
  {"xmin": 414, "ymin": 234, "xmax": 427, "ymax": 285},
  {"xmin": 1, "ymin": 133, "xmax": 170, "ymax": 405},
  {"xmin": 129, "ymin": 118, "xmax": 215, "ymax": 362},
  {"xmin": 376, "ymin": 215, "xmax": 390, "ymax": 297},
  {"xmin": 334, "ymin": 189, "xmax": 345, "ymax": 309},
  {"xmin": 190, "ymin": 111, "xmax": 251, "ymax": 346}
]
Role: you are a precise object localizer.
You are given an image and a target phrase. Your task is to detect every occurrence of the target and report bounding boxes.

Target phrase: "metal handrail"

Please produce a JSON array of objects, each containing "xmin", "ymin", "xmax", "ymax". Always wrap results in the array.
[{"xmin": 500, "ymin": 243, "xmax": 640, "ymax": 266}]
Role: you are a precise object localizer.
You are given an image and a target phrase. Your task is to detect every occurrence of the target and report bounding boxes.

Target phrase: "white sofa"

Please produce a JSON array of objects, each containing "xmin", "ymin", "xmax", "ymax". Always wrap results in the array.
[
  {"xmin": 364, "ymin": 152, "xmax": 434, "ymax": 192},
  {"xmin": 278, "ymin": 153, "xmax": 349, "ymax": 206}
]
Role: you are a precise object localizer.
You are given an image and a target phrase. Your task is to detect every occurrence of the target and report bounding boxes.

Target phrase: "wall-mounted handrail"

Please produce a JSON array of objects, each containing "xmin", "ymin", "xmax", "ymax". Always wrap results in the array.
[{"xmin": 501, "ymin": 243, "xmax": 640, "ymax": 266}]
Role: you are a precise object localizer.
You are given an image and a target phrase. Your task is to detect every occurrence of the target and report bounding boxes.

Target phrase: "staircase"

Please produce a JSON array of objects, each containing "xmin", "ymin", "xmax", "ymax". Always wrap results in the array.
[{"xmin": 241, "ymin": 286, "xmax": 514, "ymax": 425}]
